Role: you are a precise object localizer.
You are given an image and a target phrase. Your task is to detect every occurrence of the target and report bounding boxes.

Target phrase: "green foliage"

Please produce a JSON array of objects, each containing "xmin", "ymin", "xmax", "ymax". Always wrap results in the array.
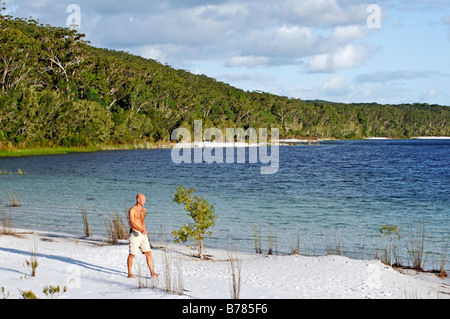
[
  {"xmin": 172, "ymin": 186, "xmax": 217, "ymax": 259},
  {"xmin": 0, "ymin": 8, "xmax": 449, "ymax": 150},
  {"xmin": 379, "ymin": 224, "xmax": 401, "ymax": 267},
  {"xmin": 43, "ymin": 284, "xmax": 67, "ymax": 299},
  {"xmin": 19, "ymin": 289, "xmax": 38, "ymax": 299},
  {"xmin": 380, "ymin": 224, "xmax": 401, "ymax": 239}
]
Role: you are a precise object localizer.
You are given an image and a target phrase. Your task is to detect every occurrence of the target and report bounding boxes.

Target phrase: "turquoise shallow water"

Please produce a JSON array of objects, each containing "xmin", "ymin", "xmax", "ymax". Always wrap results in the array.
[{"xmin": 0, "ymin": 139, "xmax": 449, "ymax": 269}]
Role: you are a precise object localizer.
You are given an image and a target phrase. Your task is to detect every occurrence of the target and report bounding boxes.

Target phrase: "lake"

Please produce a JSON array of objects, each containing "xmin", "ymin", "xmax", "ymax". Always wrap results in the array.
[{"xmin": 1, "ymin": 139, "xmax": 449, "ymax": 269}]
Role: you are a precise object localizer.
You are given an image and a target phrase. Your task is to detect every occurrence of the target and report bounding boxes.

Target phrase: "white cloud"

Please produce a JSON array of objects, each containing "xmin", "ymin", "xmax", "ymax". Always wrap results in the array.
[
  {"xmin": 134, "ymin": 44, "xmax": 184, "ymax": 65},
  {"xmin": 320, "ymin": 74, "xmax": 354, "ymax": 93},
  {"xmin": 308, "ymin": 44, "xmax": 370, "ymax": 72},
  {"xmin": 4, "ymin": 0, "xmax": 377, "ymax": 70},
  {"xmin": 355, "ymin": 70, "xmax": 445, "ymax": 83},
  {"xmin": 280, "ymin": 0, "xmax": 367, "ymax": 26},
  {"xmin": 198, "ymin": 2, "xmax": 248, "ymax": 21},
  {"xmin": 290, "ymin": 76, "xmax": 413, "ymax": 104},
  {"xmin": 289, "ymin": 74, "xmax": 355, "ymax": 102},
  {"xmin": 29, "ymin": 0, "xmax": 53, "ymax": 10},
  {"xmin": 225, "ymin": 56, "xmax": 269, "ymax": 68},
  {"xmin": 331, "ymin": 25, "xmax": 367, "ymax": 43},
  {"xmin": 8, "ymin": 0, "xmax": 448, "ymax": 105},
  {"xmin": 307, "ymin": 54, "xmax": 329, "ymax": 72},
  {"xmin": 241, "ymin": 25, "xmax": 320, "ymax": 59},
  {"xmin": 332, "ymin": 44, "xmax": 369, "ymax": 69},
  {"xmin": 422, "ymin": 89, "xmax": 439, "ymax": 100},
  {"xmin": 282, "ymin": 0, "xmax": 342, "ymax": 24}
]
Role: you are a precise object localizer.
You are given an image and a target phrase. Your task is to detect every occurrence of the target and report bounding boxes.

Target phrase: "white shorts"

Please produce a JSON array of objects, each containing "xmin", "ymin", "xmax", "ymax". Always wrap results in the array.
[{"xmin": 128, "ymin": 229, "xmax": 151, "ymax": 255}]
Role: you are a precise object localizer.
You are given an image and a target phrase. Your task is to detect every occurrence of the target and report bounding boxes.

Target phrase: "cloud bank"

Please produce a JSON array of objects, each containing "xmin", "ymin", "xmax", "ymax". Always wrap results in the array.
[
  {"xmin": 5, "ymin": 0, "xmax": 376, "ymax": 72},
  {"xmin": 3, "ymin": 0, "xmax": 449, "ymax": 104}
]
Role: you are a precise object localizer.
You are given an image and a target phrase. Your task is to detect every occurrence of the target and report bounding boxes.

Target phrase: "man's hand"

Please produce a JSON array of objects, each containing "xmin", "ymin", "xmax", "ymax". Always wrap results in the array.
[{"xmin": 142, "ymin": 229, "xmax": 148, "ymax": 235}]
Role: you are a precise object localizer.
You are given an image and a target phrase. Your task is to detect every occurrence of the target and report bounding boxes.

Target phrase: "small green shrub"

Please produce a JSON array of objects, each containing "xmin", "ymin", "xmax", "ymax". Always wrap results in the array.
[{"xmin": 172, "ymin": 186, "xmax": 217, "ymax": 260}]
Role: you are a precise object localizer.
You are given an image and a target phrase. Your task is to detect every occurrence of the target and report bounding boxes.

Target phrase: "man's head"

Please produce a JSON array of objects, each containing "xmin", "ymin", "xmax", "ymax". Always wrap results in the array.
[{"xmin": 136, "ymin": 193, "xmax": 146, "ymax": 206}]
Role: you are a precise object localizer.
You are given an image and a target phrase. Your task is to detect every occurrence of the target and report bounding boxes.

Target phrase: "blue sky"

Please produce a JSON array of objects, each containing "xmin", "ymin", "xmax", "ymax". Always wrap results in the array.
[{"xmin": 4, "ymin": 0, "xmax": 450, "ymax": 105}]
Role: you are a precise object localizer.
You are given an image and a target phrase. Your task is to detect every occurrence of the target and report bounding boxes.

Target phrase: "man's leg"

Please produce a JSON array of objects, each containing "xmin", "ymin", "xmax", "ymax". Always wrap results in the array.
[
  {"xmin": 127, "ymin": 254, "xmax": 135, "ymax": 278},
  {"xmin": 144, "ymin": 251, "xmax": 159, "ymax": 278}
]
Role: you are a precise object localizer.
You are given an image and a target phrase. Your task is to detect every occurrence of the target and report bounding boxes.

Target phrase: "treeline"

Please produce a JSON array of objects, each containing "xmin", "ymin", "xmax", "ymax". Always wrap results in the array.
[{"xmin": 0, "ymin": 13, "xmax": 449, "ymax": 148}]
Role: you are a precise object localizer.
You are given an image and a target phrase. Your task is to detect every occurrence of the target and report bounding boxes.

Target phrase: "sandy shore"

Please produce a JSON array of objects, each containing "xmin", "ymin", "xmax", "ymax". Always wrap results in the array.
[{"xmin": 0, "ymin": 228, "xmax": 448, "ymax": 299}]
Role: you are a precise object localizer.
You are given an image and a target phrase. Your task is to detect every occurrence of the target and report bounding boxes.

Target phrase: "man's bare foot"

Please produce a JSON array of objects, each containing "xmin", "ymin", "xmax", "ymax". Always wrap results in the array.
[
  {"xmin": 128, "ymin": 274, "xmax": 136, "ymax": 278},
  {"xmin": 151, "ymin": 273, "xmax": 160, "ymax": 279}
]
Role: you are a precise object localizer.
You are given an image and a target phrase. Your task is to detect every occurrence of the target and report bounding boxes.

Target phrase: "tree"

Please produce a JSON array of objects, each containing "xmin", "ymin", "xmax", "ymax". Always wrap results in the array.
[
  {"xmin": 172, "ymin": 186, "xmax": 217, "ymax": 260},
  {"xmin": 0, "ymin": 18, "xmax": 39, "ymax": 94}
]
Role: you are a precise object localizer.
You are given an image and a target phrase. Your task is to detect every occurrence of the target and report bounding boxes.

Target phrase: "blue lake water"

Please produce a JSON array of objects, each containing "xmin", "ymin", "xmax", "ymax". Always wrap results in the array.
[{"xmin": 0, "ymin": 139, "xmax": 449, "ymax": 269}]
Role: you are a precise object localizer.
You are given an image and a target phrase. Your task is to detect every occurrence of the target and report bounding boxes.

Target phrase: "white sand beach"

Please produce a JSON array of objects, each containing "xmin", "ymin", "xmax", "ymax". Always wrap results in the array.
[
  {"xmin": 412, "ymin": 136, "xmax": 450, "ymax": 139},
  {"xmin": 1, "ymin": 228, "xmax": 449, "ymax": 300}
]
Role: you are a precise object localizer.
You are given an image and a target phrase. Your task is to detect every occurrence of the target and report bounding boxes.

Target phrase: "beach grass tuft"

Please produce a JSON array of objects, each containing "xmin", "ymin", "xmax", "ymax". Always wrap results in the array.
[
  {"xmin": 160, "ymin": 227, "xmax": 184, "ymax": 295},
  {"xmin": 81, "ymin": 206, "xmax": 90, "ymax": 237},
  {"xmin": 8, "ymin": 192, "xmax": 21, "ymax": 207},
  {"xmin": 136, "ymin": 261, "xmax": 159, "ymax": 290},
  {"xmin": 290, "ymin": 228, "xmax": 301, "ymax": 255},
  {"xmin": 227, "ymin": 244, "xmax": 242, "ymax": 299},
  {"xmin": 25, "ymin": 239, "xmax": 39, "ymax": 277},
  {"xmin": 253, "ymin": 223, "xmax": 262, "ymax": 254},
  {"xmin": 104, "ymin": 212, "xmax": 128, "ymax": 245},
  {"xmin": 0, "ymin": 212, "xmax": 15, "ymax": 236},
  {"xmin": 405, "ymin": 219, "xmax": 427, "ymax": 271},
  {"xmin": 438, "ymin": 240, "xmax": 448, "ymax": 278},
  {"xmin": 1, "ymin": 286, "xmax": 10, "ymax": 299},
  {"xmin": 267, "ymin": 228, "xmax": 277, "ymax": 255},
  {"xmin": 326, "ymin": 234, "xmax": 344, "ymax": 256}
]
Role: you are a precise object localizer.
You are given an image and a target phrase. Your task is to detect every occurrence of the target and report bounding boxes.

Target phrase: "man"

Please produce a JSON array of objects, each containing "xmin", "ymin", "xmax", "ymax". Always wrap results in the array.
[{"xmin": 127, "ymin": 193, "xmax": 159, "ymax": 278}]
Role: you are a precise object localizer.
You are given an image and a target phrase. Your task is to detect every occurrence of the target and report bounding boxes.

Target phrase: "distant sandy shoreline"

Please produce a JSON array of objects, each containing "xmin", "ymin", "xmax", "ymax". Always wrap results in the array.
[
  {"xmin": 1, "ymin": 137, "xmax": 449, "ymax": 158},
  {"xmin": 365, "ymin": 136, "xmax": 450, "ymax": 140}
]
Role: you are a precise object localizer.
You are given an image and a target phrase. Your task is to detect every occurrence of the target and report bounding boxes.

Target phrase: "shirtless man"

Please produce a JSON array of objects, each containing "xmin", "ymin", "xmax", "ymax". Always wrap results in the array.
[{"xmin": 127, "ymin": 193, "xmax": 159, "ymax": 278}]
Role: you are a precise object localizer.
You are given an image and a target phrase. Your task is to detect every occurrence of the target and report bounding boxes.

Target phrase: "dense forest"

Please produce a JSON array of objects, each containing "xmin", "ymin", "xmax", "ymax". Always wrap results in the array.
[{"xmin": 0, "ymin": 12, "xmax": 449, "ymax": 149}]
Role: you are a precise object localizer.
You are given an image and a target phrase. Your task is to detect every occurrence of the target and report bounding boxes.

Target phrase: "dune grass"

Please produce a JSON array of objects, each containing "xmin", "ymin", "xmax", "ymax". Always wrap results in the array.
[
  {"xmin": 81, "ymin": 207, "xmax": 90, "ymax": 238},
  {"xmin": 227, "ymin": 244, "xmax": 242, "ymax": 299},
  {"xmin": 104, "ymin": 212, "xmax": 128, "ymax": 245},
  {"xmin": 0, "ymin": 213, "xmax": 15, "ymax": 236},
  {"xmin": 8, "ymin": 192, "xmax": 21, "ymax": 207}
]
